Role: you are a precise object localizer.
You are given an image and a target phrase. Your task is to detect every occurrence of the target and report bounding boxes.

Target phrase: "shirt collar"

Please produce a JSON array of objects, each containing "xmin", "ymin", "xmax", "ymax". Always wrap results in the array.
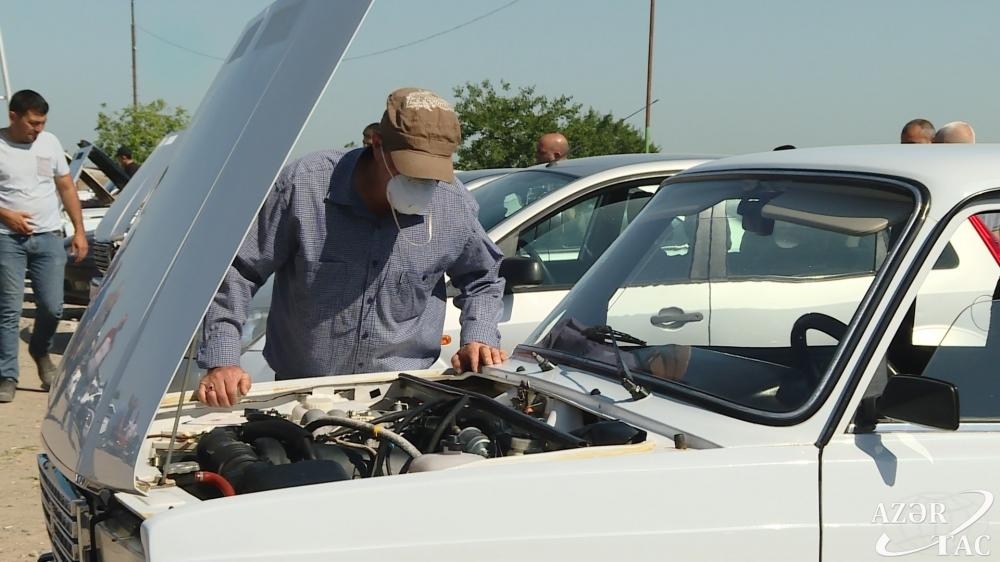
[
  {"xmin": 326, "ymin": 147, "xmax": 375, "ymax": 217},
  {"xmin": 325, "ymin": 148, "xmax": 434, "ymax": 225}
]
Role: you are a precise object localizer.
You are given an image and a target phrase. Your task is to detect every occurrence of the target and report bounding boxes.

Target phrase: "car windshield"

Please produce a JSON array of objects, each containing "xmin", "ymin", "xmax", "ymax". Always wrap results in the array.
[
  {"xmin": 472, "ymin": 169, "xmax": 576, "ymax": 231},
  {"xmin": 524, "ymin": 175, "xmax": 917, "ymax": 414}
]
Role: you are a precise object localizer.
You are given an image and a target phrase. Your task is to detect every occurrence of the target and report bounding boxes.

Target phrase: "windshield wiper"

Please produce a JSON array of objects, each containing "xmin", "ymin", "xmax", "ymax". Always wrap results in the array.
[
  {"xmin": 584, "ymin": 325, "xmax": 650, "ymax": 400},
  {"xmin": 583, "ymin": 325, "xmax": 647, "ymax": 346}
]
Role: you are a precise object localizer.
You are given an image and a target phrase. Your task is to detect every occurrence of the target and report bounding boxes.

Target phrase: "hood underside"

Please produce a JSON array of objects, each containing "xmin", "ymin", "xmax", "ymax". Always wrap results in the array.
[{"xmin": 41, "ymin": 0, "xmax": 372, "ymax": 493}]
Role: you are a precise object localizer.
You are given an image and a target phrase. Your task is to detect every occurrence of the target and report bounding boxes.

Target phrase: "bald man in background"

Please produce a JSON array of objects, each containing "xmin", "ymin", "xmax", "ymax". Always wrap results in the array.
[
  {"xmin": 933, "ymin": 121, "xmax": 976, "ymax": 144},
  {"xmin": 900, "ymin": 118, "xmax": 935, "ymax": 144},
  {"xmin": 535, "ymin": 132, "xmax": 570, "ymax": 164},
  {"xmin": 937, "ymin": 120, "xmax": 999, "ymax": 235}
]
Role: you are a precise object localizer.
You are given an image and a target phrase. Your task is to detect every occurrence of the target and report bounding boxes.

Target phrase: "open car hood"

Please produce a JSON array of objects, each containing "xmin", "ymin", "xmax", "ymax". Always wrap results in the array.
[
  {"xmin": 92, "ymin": 131, "xmax": 183, "ymax": 243},
  {"xmin": 41, "ymin": 0, "xmax": 372, "ymax": 493}
]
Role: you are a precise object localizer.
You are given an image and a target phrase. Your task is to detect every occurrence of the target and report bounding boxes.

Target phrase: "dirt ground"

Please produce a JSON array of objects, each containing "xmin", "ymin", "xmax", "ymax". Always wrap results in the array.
[{"xmin": 0, "ymin": 294, "xmax": 86, "ymax": 561}]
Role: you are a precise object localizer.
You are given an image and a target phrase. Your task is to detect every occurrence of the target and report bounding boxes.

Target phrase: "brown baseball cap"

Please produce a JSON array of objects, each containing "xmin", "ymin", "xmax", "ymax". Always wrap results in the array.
[{"xmin": 380, "ymin": 87, "xmax": 461, "ymax": 183}]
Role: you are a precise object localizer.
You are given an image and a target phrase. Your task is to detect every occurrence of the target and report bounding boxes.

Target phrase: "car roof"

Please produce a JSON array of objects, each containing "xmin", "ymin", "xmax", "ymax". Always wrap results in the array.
[
  {"xmin": 483, "ymin": 153, "xmax": 717, "ymax": 241},
  {"xmin": 533, "ymin": 152, "xmax": 722, "ymax": 178},
  {"xmin": 684, "ymin": 144, "xmax": 1000, "ymax": 220},
  {"xmin": 456, "ymin": 167, "xmax": 520, "ymax": 181}
]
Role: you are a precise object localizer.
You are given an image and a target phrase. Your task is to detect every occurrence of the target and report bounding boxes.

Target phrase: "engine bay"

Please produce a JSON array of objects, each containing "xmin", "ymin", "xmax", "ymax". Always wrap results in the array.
[{"xmin": 146, "ymin": 372, "xmax": 649, "ymax": 499}]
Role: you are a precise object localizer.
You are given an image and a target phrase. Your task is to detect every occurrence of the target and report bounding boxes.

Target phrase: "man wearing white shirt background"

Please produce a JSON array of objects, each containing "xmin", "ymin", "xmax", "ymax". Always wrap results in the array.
[{"xmin": 0, "ymin": 89, "xmax": 87, "ymax": 403}]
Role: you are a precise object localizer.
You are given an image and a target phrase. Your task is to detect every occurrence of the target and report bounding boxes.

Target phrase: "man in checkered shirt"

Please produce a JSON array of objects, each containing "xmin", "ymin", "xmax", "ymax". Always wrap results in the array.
[{"xmin": 195, "ymin": 88, "xmax": 506, "ymax": 407}]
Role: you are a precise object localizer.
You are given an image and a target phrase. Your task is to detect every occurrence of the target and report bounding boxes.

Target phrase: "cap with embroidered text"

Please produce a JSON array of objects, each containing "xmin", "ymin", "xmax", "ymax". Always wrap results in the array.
[{"xmin": 380, "ymin": 87, "xmax": 461, "ymax": 184}]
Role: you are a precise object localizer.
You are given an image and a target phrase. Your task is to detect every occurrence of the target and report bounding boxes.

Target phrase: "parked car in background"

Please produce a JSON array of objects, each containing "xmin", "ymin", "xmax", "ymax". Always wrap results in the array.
[
  {"xmin": 445, "ymin": 153, "xmax": 718, "ymax": 357},
  {"xmin": 35, "ymin": 3, "xmax": 1000, "ymax": 559},
  {"xmin": 83, "ymin": 132, "xmax": 184, "ymax": 303},
  {"xmin": 61, "ymin": 142, "xmax": 129, "ymax": 305}
]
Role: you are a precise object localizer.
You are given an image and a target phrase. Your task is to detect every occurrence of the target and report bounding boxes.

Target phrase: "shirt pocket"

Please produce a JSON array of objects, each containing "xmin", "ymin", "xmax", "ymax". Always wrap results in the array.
[
  {"xmin": 36, "ymin": 156, "xmax": 54, "ymax": 178},
  {"xmin": 389, "ymin": 270, "xmax": 435, "ymax": 324}
]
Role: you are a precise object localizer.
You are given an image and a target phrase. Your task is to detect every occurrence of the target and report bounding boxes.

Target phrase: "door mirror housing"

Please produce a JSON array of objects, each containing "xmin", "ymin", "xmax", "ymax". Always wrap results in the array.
[
  {"xmin": 499, "ymin": 256, "xmax": 544, "ymax": 293},
  {"xmin": 876, "ymin": 375, "xmax": 959, "ymax": 430}
]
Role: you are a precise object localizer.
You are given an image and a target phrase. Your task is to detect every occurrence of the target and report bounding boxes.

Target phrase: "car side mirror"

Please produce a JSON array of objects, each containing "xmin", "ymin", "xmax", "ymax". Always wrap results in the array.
[
  {"xmin": 876, "ymin": 375, "xmax": 959, "ymax": 430},
  {"xmin": 499, "ymin": 256, "xmax": 544, "ymax": 294}
]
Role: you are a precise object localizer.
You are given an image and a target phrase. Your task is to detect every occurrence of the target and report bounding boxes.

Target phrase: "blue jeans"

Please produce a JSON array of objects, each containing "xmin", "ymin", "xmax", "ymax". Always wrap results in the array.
[{"xmin": 0, "ymin": 232, "xmax": 66, "ymax": 382}]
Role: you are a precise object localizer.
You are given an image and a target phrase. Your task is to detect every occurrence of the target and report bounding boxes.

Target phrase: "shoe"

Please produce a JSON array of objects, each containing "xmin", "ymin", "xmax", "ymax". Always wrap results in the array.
[
  {"xmin": 0, "ymin": 378, "xmax": 15, "ymax": 402},
  {"xmin": 33, "ymin": 354, "xmax": 57, "ymax": 391}
]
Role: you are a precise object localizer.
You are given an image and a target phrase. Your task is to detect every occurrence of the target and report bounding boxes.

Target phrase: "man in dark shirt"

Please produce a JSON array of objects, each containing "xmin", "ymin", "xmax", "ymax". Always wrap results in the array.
[
  {"xmin": 196, "ymin": 88, "xmax": 507, "ymax": 407},
  {"xmin": 115, "ymin": 146, "xmax": 140, "ymax": 178}
]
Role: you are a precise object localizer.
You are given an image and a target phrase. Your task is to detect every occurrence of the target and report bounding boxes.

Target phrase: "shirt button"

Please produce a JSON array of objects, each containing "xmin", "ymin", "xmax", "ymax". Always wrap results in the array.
[
  {"xmin": 371, "ymin": 260, "xmax": 378, "ymax": 267},
  {"xmin": 367, "ymin": 297, "xmax": 374, "ymax": 304},
  {"xmin": 361, "ymin": 333, "xmax": 369, "ymax": 340},
  {"xmin": 357, "ymin": 362, "xmax": 364, "ymax": 368}
]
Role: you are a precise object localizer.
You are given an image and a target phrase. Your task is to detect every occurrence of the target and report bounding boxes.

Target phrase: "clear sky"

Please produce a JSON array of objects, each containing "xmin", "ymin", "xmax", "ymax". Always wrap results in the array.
[{"xmin": 1, "ymin": 0, "xmax": 996, "ymax": 160}]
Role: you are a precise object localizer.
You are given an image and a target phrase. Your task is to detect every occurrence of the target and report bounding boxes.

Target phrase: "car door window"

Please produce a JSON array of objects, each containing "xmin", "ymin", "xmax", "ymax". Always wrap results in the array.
[
  {"xmin": 874, "ymin": 212, "xmax": 1000, "ymax": 422},
  {"xmin": 509, "ymin": 183, "xmax": 659, "ymax": 287}
]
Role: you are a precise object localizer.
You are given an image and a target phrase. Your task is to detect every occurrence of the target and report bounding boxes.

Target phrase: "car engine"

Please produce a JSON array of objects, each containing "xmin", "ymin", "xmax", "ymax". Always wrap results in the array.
[{"xmin": 153, "ymin": 373, "xmax": 647, "ymax": 499}]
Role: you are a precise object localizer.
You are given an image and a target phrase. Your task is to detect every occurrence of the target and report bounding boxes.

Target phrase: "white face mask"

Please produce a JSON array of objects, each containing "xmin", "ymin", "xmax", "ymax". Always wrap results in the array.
[
  {"xmin": 386, "ymin": 175, "xmax": 436, "ymax": 215},
  {"xmin": 381, "ymin": 147, "xmax": 433, "ymax": 245},
  {"xmin": 381, "ymin": 147, "xmax": 436, "ymax": 215}
]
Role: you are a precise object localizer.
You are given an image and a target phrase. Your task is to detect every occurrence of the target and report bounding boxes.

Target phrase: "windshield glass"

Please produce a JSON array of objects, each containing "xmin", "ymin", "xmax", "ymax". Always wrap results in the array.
[
  {"xmin": 525, "ymin": 175, "xmax": 916, "ymax": 414},
  {"xmin": 472, "ymin": 169, "xmax": 576, "ymax": 231}
]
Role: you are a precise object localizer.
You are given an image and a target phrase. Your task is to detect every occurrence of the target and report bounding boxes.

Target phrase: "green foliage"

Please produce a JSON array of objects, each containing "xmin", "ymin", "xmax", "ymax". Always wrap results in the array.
[
  {"xmin": 94, "ymin": 99, "xmax": 190, "ymax": 162},
  {"xmin": 452, "ymin": 79, "xmax": 657, "ymax": 169}
]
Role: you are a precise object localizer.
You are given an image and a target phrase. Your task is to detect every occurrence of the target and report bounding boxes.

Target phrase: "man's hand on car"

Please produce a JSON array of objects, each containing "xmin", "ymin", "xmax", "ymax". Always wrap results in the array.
[
  {"xmin": 451, "ymin": 341, "xmax": 507, "ymax": 373},
  {"xmin": 196, "ymin": 365, "xmax": 251, "ymax": 407}
]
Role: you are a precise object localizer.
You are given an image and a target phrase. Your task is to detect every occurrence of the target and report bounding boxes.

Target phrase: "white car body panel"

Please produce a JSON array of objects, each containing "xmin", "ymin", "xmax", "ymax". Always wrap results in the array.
[
  {"xmin": 823, "ymin": 431, "xmax": 1000, "ymax": 560},
  {"xmin": 142, "ymin": 439, "xmax": 818, "ymax": 561}
]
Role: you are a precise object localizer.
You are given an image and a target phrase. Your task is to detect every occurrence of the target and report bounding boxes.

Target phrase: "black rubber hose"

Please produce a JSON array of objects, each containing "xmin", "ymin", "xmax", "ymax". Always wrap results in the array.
[
  {"xmin": 196, "ymin": 427, "xmax": 261, "ymax": 492},
  {"xmin": 240, "ymin": 418, "xmax": 317, "ymax": 461},
  {"xmin": 324, "ymin": 398, "xmax": 446, "ymax": 440},
  {"xmin": 371, "ymin": 439, "xmax": 390, "ymax": 477},
  {"xmin": 302, "ymin": 417, "xmax": 422, "ymax": 459},
  {"xmin": 424, "ymin": 396, "xmax": 469, "ymax": 452}
]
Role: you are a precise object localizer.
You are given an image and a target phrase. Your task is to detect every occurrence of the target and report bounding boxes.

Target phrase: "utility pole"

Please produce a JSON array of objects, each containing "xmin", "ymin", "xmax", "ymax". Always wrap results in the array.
[
  {"xmin": 644, "ymin": 0, "xmax": 655, "ymax": 152},
  {"xmin": 0, "ymin": 25, "xmax": 11, "ymax": 105},
  {"xmin": 131, "ymin": 0, "xmax": 138, "ymax": 108}
]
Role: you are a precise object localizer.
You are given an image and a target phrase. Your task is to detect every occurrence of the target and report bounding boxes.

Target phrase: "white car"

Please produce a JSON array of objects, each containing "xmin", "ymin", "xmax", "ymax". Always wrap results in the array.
[
  {"xmin": 36, "ymin": 3, "xmax": 1000, "ymax": 561},
  {"xmin": 61, "ymin": 143, "xmax": 129, "ymax": 304}
]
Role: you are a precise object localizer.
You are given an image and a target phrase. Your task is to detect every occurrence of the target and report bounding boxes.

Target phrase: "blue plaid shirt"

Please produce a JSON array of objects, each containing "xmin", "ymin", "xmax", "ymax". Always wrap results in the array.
[{"xmin": 198, "ymin": 148, "xmax": 505, "ymax": 378}]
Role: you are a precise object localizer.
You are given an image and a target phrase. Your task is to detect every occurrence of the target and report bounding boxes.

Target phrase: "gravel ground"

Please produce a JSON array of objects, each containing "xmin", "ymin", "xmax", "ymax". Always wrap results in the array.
[{"xmin": 0, "ymin": 294, "xmax": 85, "ymax": 561}]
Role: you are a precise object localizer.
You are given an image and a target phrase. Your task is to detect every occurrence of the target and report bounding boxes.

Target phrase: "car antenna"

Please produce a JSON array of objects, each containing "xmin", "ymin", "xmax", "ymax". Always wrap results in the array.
[{"xmin": 596, "ymin": 325, "xmax": 649, "ymax": 400}]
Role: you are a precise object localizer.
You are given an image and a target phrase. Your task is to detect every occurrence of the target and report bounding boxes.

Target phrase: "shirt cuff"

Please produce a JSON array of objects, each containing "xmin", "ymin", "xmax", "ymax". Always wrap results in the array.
[{"xmin": 197, "ymin": 326, "xmax": 243, "ymax": 369}]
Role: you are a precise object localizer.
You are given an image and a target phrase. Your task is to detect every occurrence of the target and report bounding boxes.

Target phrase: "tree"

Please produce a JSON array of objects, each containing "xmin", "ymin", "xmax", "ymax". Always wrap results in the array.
[
  {"xmin": 94, "ymin": 99, "xmax": 190, "ymax": 162},
  {"xmin": 452, "ymin": 79, "xmax": 656, "ymax": 169}
]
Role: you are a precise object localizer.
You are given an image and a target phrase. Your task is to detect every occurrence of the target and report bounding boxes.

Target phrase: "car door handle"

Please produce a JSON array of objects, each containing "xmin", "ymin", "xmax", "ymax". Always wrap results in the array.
[{"xmin": 650, "ymin": 307, "xmax": 704, "ymax": 328}]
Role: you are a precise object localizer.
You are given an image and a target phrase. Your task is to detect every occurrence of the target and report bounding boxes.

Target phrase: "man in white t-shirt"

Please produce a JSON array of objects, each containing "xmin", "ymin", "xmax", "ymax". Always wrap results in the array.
[{"xmin": 0, "ymin": 90, "xmax": 88, "ymax": 403}]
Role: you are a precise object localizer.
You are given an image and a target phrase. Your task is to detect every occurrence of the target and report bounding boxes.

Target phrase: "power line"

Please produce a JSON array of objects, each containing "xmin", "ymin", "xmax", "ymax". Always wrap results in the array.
[
  {"xmin": 622, "ymin": 99, "xmax": 659, "ymax": 122},
  {"xmin": 137, "ymin": 24, "xmax": 226, "ymax": 61},
  {"xmin": 136, "ymin": 1, "xmax": 521, "ymax": 64},
  {"xmin": 344, "ymin": 0, "xmax": 521, "ymax": 60}
]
